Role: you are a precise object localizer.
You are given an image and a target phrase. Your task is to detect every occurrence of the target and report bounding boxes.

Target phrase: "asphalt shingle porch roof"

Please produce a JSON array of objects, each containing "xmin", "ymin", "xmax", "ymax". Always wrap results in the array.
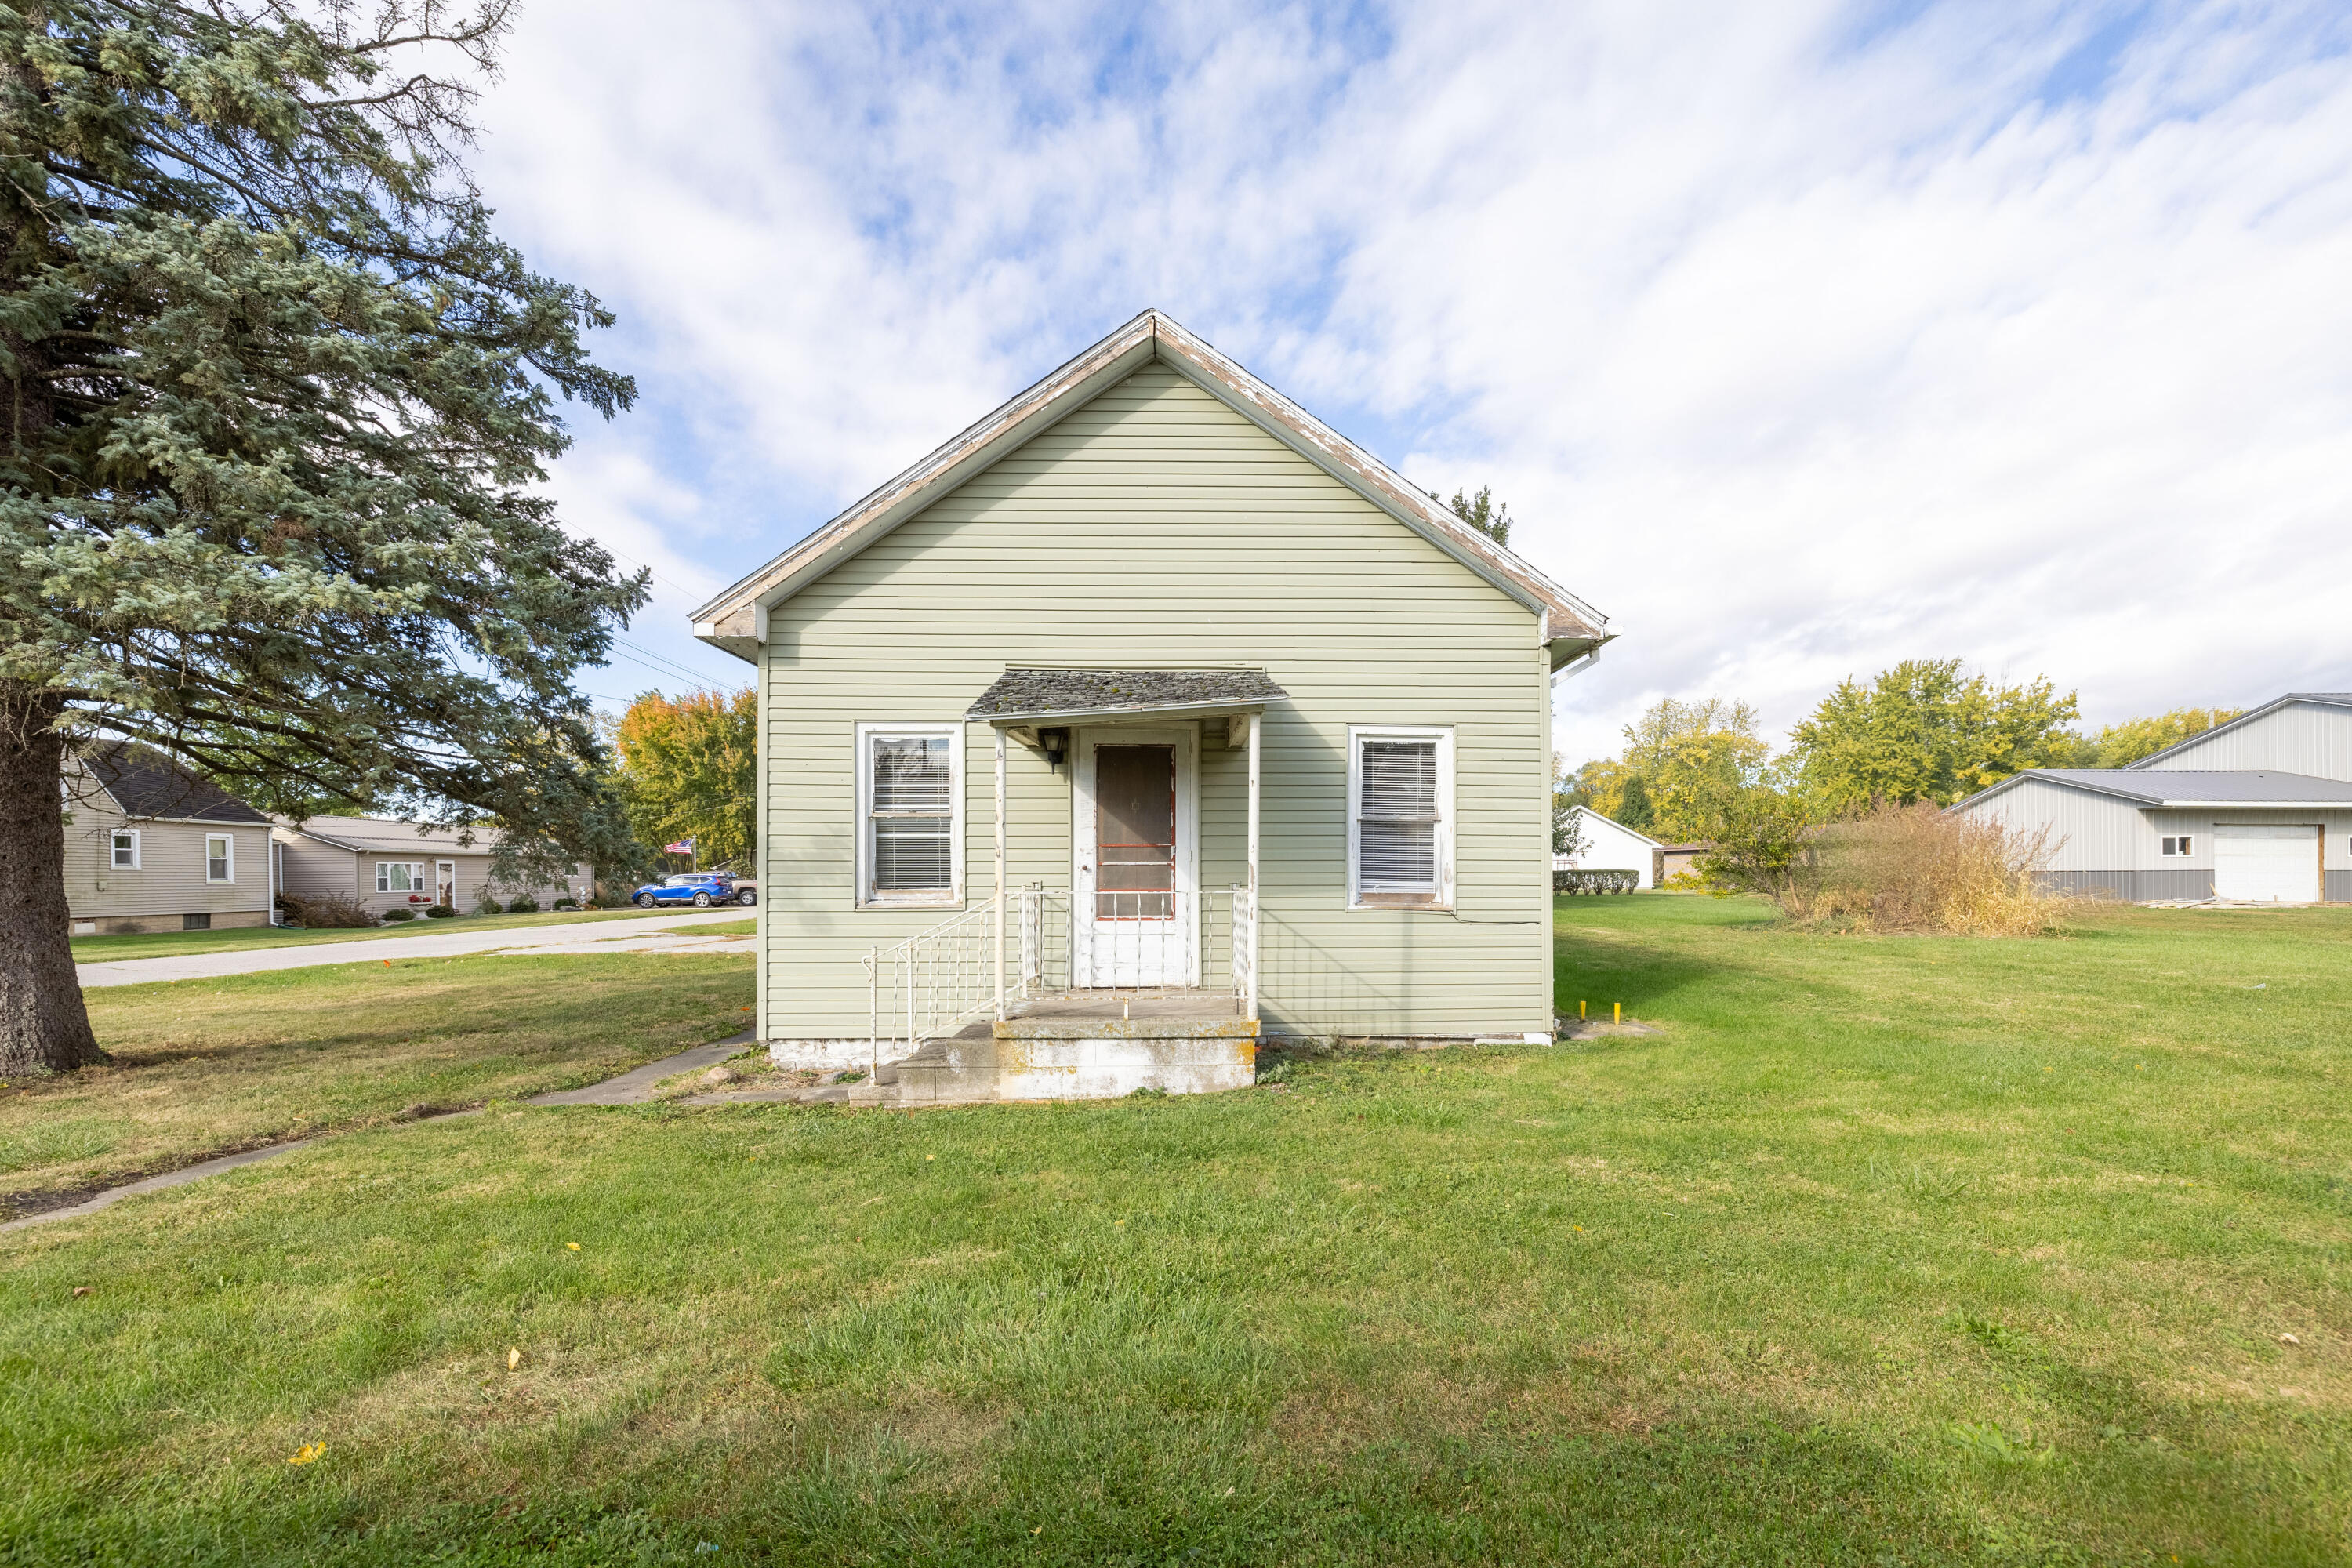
[{"xmin": 964, "ymin": 668, "xmax": 1289, "ymax": 724}]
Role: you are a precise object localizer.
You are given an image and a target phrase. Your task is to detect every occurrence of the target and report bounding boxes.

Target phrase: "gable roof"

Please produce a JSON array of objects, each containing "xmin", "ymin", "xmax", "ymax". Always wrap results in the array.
[
  {"xmin": 691, "ymin": 310, "xmax": 1610, "ymax": 670},
  {"xmin": 281, "ymin": 815, "xmax": 507, "ymax": 855},
  {"xmin": 78, "ymin": 743, "xmax": 270, "ymax": 825},
  {"xmin": 2121, "ymin": 692, "xmax": 2352, "ymax": 769},
  {"xmin": 1570, "ymin": 804, "xmax": 1663, "ymax": 848},
  {"xmin": 1956, "ymin": 768, "xmax": 2352, "ymax": 811}
]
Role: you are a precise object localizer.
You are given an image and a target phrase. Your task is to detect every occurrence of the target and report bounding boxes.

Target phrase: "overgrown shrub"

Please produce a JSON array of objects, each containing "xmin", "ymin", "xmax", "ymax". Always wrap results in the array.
[
  {"xmin": 552, "ymin": 896, "xmax": 578, "ymax": 911},
  {"xmin": 474, "ymin": 897, "xmax": 503, "ymax": 916},
  {"xmin": 275, "ymin": 891, "xmax": 378, "ymax": 929},
  {"xmin": 504, "ymin": 895, "xmax": 539, "ymax": 913},
  {"xmin": 380, "ymin": 906, "xmax": 416, "ymax": 921},
  {"xmin": 425, "ymin": 905, "xmax": 456, "ymax": 919},
  {"xmin": 1554, "ymin": 868, "xmax": 1639, "ymax": 895},
  {"xmin": 1701, "ymin": 797, "xmax": 2078, "ymax": 935}
]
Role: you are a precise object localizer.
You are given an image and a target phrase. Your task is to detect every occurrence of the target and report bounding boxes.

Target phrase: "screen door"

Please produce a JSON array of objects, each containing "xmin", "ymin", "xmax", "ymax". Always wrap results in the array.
[{"xmin": 1074, "ymin": 728, "xmax": 1197, "ymax": 986}]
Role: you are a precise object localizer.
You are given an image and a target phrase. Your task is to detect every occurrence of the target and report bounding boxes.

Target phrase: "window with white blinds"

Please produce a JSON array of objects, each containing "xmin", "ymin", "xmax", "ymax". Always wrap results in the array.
[
  {"xmin": 1348, "ymin": 726, "xmax": 1454, "ymax": 906},
  {"xmin": 858, "ymin": 724, "xmax": 961, "ymax": 904}
]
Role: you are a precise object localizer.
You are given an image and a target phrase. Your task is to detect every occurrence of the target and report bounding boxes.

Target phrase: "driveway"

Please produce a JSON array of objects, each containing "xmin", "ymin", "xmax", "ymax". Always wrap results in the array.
[{"xmin": 77, "ymin": 909, "xmax": 753, "ymax": 989}]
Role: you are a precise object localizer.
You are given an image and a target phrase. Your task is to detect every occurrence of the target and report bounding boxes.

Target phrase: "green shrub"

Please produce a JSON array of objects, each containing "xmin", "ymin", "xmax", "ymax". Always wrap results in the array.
[
  {"xmin": 503, "ymin": 895, "xmax": 539, "ymax": 913},
  {"xmin": 381, "ymin": 907, "xmax": 416, "ymax": 922},
  {"xmin": 1555, "ymin": 869, "xmax": 1639, "ymax": 895},
  {"xmin": 474, "ymin": 897, "xmax": 503, "ymax": 916},
  {"xmin": 552, "ymin": 896, "xmax": 579, "ymax": 910},
  {"xmin": 424, "ymin": 905, "xmax": 456, "ymax": 919}
]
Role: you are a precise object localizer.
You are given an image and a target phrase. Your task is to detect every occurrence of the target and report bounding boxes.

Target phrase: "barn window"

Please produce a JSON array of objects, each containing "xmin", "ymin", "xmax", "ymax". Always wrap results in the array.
[
  {"xmin": 858, "ymin": 723, "xmax": 961, "ymax": 906},
  {"xmin": 1348, "ymin": 726, "xmax": 1454, "ymax": 909},
  {"xmin": 2161, "ymin": 836, "xmax": 2193, "ymax": 857}
]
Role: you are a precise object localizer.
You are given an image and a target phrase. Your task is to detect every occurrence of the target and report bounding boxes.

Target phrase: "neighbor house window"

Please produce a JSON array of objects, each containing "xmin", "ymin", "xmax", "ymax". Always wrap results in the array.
[
  {"xmin": 110, "ymin": 829, "xmax": 140, "ymax": 869},
  {"xmin": 2161, "ymin": 836, "xmax": 2194, "ymax": 857},
  {"xmin": 1348, "ymin": 726, "xmax": 1455, "ymax": 909},
  {"xmin": 205, "ymin": 833, "xmax": 234, "ymax": 883},
  {"xmin": 376, "ymin": 861, "xmax": 425, "ymax": 893},
  {"xmin": 856, "ymin": 723, "xmax": 961, "ymax": 905}
]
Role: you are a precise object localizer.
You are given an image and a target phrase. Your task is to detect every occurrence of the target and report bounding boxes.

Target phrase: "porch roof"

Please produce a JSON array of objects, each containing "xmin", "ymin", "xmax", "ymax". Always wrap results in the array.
[{"xmin": 965, "ymin": 667, "xmax": 1288, "ymax": 725}]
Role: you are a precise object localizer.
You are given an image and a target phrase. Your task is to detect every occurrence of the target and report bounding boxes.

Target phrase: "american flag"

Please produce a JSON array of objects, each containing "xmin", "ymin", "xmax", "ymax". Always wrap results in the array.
[{"xmin": 665, "ymin": 837, "xmax": 695, "ymax": 855}]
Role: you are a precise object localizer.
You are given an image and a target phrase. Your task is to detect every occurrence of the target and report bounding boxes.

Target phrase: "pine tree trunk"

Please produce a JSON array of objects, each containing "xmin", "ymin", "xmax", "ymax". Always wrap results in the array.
[{"xmin": 0, "ymin": 682, "xmax": 106, "ymax": 1075}]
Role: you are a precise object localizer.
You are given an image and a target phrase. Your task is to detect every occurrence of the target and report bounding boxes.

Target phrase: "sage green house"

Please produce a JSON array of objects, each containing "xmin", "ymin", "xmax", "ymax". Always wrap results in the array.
[{"xmin": 693, "ymin": 310, "xmax": 1611, "ymax": 1101}]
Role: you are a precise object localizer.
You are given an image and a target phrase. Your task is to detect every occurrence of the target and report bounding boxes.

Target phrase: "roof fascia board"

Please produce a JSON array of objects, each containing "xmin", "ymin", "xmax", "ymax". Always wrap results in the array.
[
  {"xmin": 1952, "ymin": 771, "xmax": 2161, "ymax": 810},
  {"xmin": 2121, "ymin": 695, "xmax": 2352, "ymax": 769},
  {"xmin": 1142, "ymin": 318, "xmax": 1608, "ymax": 640},
  {"xmin": 2158, "ymin": 800, "xmax": 2352, "ymax": 810},
  {"xmin": 691, "ymin": 316, "xmax": 1161, "ymax": 644}
]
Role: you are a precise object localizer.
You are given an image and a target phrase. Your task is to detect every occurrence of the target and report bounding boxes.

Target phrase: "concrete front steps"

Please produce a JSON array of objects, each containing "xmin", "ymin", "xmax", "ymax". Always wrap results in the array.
[{"xmin": 887, "ymin": 1014, "xmax": 1258, "ymax": 1105}]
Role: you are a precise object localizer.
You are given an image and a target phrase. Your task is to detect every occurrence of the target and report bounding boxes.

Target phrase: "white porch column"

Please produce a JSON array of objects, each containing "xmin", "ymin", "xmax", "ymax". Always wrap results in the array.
[
  {"xmin": 1246, "ymin": 710, "xmax": 1260, "ymax": 1020},
  {"xmin": 994, "ymin": 724, "xmax": 1007, "ymax": 1021}
]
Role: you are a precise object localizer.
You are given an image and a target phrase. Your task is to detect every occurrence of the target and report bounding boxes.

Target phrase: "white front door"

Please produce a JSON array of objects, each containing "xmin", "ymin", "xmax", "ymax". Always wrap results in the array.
[
  {"xmin": 1073, "ymin": 726, "xmax": 1198, "ymax": 986},
  {"xmin": 436, "ymin": 860, "xmax": 456, "ymax": 909},
  {"xmin": 2213, "ymin": 824, "xmax": 2319, "ymax": 902}
]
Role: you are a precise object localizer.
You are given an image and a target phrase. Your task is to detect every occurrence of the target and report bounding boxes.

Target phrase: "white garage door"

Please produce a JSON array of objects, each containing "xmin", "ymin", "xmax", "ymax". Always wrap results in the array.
[{"xmin": 2213, "ymin": 824, "xmax": 2320, "ymax": 903}]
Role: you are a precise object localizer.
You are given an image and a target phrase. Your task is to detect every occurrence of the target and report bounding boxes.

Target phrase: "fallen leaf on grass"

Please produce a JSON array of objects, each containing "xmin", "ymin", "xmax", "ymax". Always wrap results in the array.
[
  {"xmin": 72, "ymin": 1286, "xmax": 92, "ymax": 1298},
  {"xmin": 566, "ymin": 1243, "xmax": 581, "ymax": 1251},
  {"xmin": 508, "ymin": 1348, "xmax": 521, "ymax": 1370},
  {"xmin": 287, "ymin": 1443, "xmax": 326, "ymax": 1466}
]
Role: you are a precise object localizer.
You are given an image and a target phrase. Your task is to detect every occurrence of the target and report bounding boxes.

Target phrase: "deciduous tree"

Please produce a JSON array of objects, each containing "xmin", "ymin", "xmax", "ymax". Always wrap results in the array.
[
  {"xmin": 1790, "ymin": 660, "xmax": 2081, "ymax": 813},
  {"xmin": 612, "ymin": 688, "xmax": 757, "ymax": 873},
  {"xmin": 2083, "ymin": 706, "xmax": 2241, "ymax": 768},
  {"xmin": 1, "ymin": 1, "xmax": 643, "ymax": 1073}
]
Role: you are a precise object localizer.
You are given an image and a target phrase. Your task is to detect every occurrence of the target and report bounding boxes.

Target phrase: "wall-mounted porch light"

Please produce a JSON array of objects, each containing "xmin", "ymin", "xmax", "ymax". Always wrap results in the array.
[{"xmin": 1040, "ymin": 728, "xmax": 1069, "ymax": 770}]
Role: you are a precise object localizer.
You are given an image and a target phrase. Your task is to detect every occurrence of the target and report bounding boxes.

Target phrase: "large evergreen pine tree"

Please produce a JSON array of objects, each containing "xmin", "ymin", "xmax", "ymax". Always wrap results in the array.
[{"xmin": 0, "ymin": 1, "xmax": 646, "ymax": 1073}]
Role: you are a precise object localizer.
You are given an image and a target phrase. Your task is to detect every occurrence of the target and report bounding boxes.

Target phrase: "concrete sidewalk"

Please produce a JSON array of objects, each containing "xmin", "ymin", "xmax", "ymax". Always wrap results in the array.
[
  {"xmin": 77, "ymin": 909, "xmax": 752, "ymax": 989},
  {"xmin": 0, "ymin": 1032, "xmax": 760, "ymax": 1232}
]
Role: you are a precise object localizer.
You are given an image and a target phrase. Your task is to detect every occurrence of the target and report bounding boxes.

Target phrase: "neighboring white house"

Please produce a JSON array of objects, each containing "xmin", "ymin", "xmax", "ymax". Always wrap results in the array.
[
  {"xmin": 1554, "ymin": 806, "xmax": 1661, "ymax": 888},
  {"xmin": 1951, "ymin": 692, "xmax": 2352, "ymax": 904}
]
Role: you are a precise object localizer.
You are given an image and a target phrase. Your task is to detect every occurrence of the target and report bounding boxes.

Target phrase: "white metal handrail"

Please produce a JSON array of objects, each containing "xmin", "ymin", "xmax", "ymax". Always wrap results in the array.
[
  {"xmin": 862, "ymin": 894, "xmax": 1000, "ymax": 1080},
  {"xmin": 867, "ymin": 881, "xmax": 1262, "ymax": 1079},
  {"xmin": 1231, "ymin": 882, "xmax": 1256, "ymax": 1018}
]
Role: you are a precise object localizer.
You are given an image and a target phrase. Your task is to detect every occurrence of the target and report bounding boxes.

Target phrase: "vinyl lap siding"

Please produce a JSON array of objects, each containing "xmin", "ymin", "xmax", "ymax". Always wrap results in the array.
[
  {"xmin": 761, "ymin": 362, "xmax": 1552, "ymax": 1040},
  {"xmin": 64, "ymin": 815, "xmax": 270, "ymax": 922}
]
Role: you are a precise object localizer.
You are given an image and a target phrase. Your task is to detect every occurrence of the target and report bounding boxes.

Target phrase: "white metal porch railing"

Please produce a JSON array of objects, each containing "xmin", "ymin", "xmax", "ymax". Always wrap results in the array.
[
  {"xmin": 862, "ymin": 894, "xmax": 1000, "ymax": 1081},
  {"xmin": 865, "ymin": 883, "xmax": 1261, "ymax": 1075}
]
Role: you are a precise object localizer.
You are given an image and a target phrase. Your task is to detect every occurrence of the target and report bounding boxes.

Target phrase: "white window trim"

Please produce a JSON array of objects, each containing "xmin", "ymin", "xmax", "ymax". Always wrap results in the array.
[
  {"xmin": 854, "ymin": 721, "xmax": 964, "ymax": 909},
  {"xmin": 1347, "ymin": 724, "xmax": 1456, "ymax": 911},
  {"xmin": 205, "ymin": 833, "xmax": 234, "ymax": 884},
  {"xmin": 375, "ymin": 859, "xmax": 426, "ymax": 895},
  {"xmin": 111, "ymin": 829, "xmax": 142, "ymax": 870}
]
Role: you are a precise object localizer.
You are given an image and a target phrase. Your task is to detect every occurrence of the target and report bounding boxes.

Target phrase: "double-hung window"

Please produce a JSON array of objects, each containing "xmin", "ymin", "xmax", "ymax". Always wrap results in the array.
[
  {"xmin": 1348, "ymin": 726, "xmax": 1454, "ymax": 909},
  {"xmin": 110, "ymin": 829, "xmax": 140, "ymax": 870},
  {"xmin": 205, "ymin": 833, "xmax": 234, "ymax": 883},
  {"xmin": 376, "ymin": 860, "xmax": 424, "ymax": 894},
  {"xmin": 857, "ymin": 724, "xmax": 961, "ymax": 906}
]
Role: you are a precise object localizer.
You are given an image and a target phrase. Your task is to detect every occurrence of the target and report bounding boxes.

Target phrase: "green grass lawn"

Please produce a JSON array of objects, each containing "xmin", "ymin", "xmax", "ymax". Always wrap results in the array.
[
  {"xmin": 0, "ymin": 953, "xmax": 756, "ymax": 1214},
  {"xmin": 67, "ymin": 905, "xmax": 705, "ymax": 964},
  {"xmin": 4, "ymin": 895, "xmax": 2349, "ymax": 1565}
]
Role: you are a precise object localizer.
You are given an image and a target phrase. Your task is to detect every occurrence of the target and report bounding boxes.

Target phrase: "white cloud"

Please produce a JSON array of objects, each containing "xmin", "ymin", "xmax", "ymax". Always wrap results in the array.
[{"xmin": 470, "ymin": 0, "xmax": 2352, "ymax": 757}]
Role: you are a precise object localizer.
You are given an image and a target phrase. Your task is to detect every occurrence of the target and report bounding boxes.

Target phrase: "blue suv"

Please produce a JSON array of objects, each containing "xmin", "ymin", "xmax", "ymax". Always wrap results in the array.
[{"xmin": 631, "ymin": 873, "xmax": 756, "ymax": 909}]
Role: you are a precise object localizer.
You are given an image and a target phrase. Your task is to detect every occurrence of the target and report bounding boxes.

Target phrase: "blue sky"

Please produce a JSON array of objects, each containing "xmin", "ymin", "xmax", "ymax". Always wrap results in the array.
[{"xmin": 468, "ymin": 0, "xmax": 2352, "ymax": 761}]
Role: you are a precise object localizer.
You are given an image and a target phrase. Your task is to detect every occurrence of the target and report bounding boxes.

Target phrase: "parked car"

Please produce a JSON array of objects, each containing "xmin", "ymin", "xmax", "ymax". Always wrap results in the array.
[{"xmin": 631, "ymin": 873, "xmax": 756, "ymax": 909}]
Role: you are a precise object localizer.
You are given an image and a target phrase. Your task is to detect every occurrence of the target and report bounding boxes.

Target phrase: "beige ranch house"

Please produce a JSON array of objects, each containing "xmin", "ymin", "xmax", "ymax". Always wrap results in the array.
[
  {"xmin": 274, "ymin": 816, "xmax": 593, "ymax": 919},
  {"xmin": 694, "ymin": 310, "xmax": 1613, "ymax": 1103}
]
